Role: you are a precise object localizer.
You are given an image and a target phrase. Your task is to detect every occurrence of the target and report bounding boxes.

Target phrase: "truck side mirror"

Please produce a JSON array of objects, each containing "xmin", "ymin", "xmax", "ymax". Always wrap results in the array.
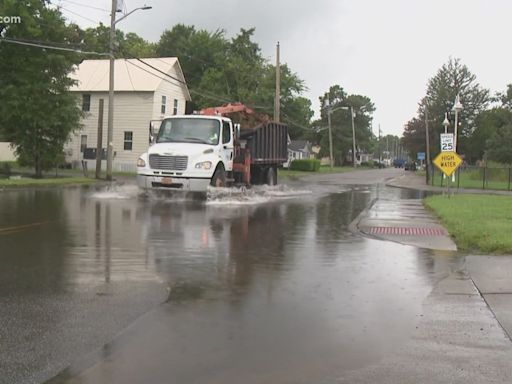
[
  {"xmin": 149, "ymin": 122, "xmax": 158, "ymax": 145},
  {"xmin": 234, "ymin": 123, "xmax": 241, "ymax": 140}
]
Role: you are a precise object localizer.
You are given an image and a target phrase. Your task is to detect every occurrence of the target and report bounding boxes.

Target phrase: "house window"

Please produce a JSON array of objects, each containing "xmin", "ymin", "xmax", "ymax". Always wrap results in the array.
[
  {"xmin": 80, "ymin": 135, "xmax": 87, "ymax": 153},
  {"xmin": 173, "ymin": 99, "xmax": 178, "ymax": 115},
  {"xmin": 82, "ymin": 94, "xmax": 91, "ymax": 112},
  {"xmin": 161, "ymin": 96, "xmax": 167, "ymax": 115},
  {"xmin": 124, "ymin": 131, "xmax": 133, "ymax": 151}
]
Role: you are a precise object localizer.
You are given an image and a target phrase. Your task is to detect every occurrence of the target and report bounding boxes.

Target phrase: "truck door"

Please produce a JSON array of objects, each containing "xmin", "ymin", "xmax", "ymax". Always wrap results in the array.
[{"xmin": 221, "ymin": 120, "xmax": 234, "ymax": 171}]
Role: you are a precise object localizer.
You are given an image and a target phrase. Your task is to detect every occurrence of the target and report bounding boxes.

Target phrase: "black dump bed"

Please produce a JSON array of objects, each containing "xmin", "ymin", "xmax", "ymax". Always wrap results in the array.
[{"xmin": 239, "ymin": 122, "xmax": 288, "ymax": 165}]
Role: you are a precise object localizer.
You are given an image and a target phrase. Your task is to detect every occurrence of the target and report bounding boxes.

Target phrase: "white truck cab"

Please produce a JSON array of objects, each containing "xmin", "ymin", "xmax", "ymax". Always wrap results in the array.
[{"xmin": 137, "ymin": 115, "xmax": 236, "ymax": 192}]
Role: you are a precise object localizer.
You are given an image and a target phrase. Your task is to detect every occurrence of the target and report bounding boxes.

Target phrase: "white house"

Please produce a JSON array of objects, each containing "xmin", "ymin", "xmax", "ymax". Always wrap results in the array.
[
  {"xmin": 283, "ymin": 140, "xmax": 313, "ymax": 167},
  {"xmin": 66, "ymin": 57, "xmax": 191, "ymax": 172},
  {"xmin": 0, "ymin": 142, "xmax": 16, "ymax": 161}
]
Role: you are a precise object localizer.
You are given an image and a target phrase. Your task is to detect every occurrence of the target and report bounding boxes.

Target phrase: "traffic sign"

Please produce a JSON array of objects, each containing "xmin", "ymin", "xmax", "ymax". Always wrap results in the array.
[
  {"xmin": 433, "ymin": 151, "xmax": 463, "ymax": 177},
  {"xmin": 440, "ymin": 133, "xmax": 454, "ymax": 152},
  {"xmin": 417, "ymin": 152, "xmax": 425, "ymax": 161}
]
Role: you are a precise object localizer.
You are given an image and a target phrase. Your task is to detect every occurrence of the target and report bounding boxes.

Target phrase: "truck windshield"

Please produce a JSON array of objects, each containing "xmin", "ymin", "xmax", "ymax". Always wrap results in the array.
[{"xmin": 156, "ymin": 118, "xmax": 221, "ymax": 145}]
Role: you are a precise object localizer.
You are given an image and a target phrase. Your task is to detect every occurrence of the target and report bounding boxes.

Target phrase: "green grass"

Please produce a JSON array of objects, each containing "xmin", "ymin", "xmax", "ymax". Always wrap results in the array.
[
  {"xmin": 0, "ymin": 176, "xmax": 97, "ymax": 188},
  {"xmin": 279, "ymin": 165, "xmax": 366, "ymax": 178},
  {"xmin": 430, "ymin": 169, "xmax": 512, "ymax": 191},
  {"xmin": 113, "ymin": 171, "xmax": 137, "ymax": 177},
  {"xmin": 424, "ymin": 194, "xmax": 512, "ymax": 254}
]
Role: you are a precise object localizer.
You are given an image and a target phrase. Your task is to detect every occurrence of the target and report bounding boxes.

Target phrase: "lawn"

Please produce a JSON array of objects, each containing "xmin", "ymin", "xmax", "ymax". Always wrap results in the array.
[
  {"xmin": 279, "ymin": 166, "xmax": 366, "ymax": 178},
  {"xmin": 430, "ymin": 168, "xmax": 512, "ymax": 191},
  {"xmin": 0, "ymin": 176, "xmax": 97, "ymax": 188},
  {"xmin": 424, "ymin": 194, "xmax": 512, "ymax": 254}
]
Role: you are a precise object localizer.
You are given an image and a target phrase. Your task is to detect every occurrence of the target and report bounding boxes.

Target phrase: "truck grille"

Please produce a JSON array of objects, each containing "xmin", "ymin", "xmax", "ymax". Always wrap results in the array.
[{"xmin": 149, "ymin": 155, "xmax": 188, "ymax": 170}]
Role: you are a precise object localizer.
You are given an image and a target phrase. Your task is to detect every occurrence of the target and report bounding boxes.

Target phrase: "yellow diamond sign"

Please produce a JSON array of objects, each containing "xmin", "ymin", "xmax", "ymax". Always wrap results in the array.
[{"xmin": 433, "ymin": 151, "xmax": 463, "ymax": 177}]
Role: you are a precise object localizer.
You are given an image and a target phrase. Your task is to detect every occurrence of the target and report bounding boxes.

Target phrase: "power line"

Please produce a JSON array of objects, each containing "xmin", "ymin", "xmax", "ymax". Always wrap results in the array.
[
  {"xmin": 124, "ymin": 58, "xmax": 248, "ymax": 106},
  {"xmin": 135, "ymin": 57, "xmax": 186, "ymax": 85},
  {"xmin": 123, "ymin": 59, "xmax": 183, "ymax": 88},
  {"xmin": 0, "ymin": 37, "xmax": 110, "ymax": 56},
  {"xmin": 58, "ymin": 0, "xmax": 110, "ymax": 12},
  {"xmin": 281, "ymin": 112, "xmax": 311, "ymax": 131},
  {"xmin": 124, "ymin": 55, "xmax": 237, "ymax": 104},
  {"xmin": 125, "ymin": 59, "xmax": 229, "ymax": 103},
  {"xmin": 58, "ymin": 5, "xmax": 101, "ymax": 24}
]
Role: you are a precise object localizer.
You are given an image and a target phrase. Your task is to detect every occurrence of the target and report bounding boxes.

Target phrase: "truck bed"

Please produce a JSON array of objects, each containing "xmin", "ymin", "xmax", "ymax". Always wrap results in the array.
[{"xmin": 240, "ymin": 122, "xmax": 288, "ymax": 165}]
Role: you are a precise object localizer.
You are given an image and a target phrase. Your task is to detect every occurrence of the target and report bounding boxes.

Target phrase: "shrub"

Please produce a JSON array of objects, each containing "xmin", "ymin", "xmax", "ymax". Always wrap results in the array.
[
  {"xmin": 0, "ymin": 161, "xmax": 14, "ymax": 176},
  {"xmin": 289, "ymin": 159, "xmax": 321, "ymax": 172}
]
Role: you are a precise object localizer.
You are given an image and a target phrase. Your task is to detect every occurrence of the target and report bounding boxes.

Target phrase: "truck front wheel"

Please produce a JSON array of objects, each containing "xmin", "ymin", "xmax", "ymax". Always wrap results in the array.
[
  {"xmin": 210, "ymin": 165, "xmax": 227, "ymax": 187},
  {"xmin": 265, "ymin": 166, "xmax": 277, "ymax": 186}
]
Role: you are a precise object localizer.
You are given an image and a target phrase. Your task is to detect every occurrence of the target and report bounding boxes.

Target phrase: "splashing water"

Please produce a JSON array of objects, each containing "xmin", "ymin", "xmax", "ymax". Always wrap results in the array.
[
  {"xmin": 206, "ymin": 184, "xmax": 312, "ymax": 206},
  {"xmin": 89, "ymin": 185, "xmax": 141, "ymax": 200}
]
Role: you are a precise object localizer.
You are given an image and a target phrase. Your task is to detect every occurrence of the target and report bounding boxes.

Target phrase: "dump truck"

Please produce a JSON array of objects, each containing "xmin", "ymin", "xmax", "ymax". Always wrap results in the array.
[{"xmin": 136, "ymin": 103, "xmax": 288, "ymax": 192}]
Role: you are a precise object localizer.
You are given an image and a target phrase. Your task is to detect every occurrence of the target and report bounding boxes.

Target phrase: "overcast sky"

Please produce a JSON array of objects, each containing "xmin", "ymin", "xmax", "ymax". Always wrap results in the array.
[{"xmin": 56, "ymin": 0, "xmax": 512, "ymax": 136}]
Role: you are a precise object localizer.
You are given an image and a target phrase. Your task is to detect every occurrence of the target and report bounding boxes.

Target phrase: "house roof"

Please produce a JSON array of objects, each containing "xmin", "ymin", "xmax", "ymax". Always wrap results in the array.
[
  {"xmin": 70, "ymin": 57, "xmax": 191, "ymax": 100},
  {"xmin": 288, "ymin": 140, "xmax": 311, "ymax": 152}
]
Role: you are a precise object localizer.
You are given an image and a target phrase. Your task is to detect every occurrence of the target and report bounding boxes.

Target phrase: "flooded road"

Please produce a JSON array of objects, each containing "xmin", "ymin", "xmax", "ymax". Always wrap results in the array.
[{"xmin": 0, "ymin": 169, "xmax": 462, "ymax": 384}]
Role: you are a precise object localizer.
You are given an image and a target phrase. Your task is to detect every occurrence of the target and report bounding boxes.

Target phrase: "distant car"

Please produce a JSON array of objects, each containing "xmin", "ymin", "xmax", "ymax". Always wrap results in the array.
[
  {"xmin": 393, "ymin": 159, "xmax": 405, "ymax": 168},
  {"xmin": 404, "ymin": 162, "xmax": 416, "ymax": 171}
]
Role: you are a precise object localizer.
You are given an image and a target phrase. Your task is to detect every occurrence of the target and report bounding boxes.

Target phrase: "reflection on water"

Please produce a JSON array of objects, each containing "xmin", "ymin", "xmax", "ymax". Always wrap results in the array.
[{"xmin": 0, "ymin": 184, "xmax": 461, "ymax": 384}]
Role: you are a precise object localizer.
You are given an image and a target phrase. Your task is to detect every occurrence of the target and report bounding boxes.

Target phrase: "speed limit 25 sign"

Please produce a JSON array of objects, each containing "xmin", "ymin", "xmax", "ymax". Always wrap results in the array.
[{"xmin": 440, "ymin": 133, "xmax": 454, "ymax": 152}]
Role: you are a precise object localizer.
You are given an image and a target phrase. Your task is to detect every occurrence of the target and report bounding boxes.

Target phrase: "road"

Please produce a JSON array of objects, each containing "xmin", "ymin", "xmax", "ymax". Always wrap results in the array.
[{"xmin": 1, "ymin": 168, "xmax": 510, "ymax": 383}]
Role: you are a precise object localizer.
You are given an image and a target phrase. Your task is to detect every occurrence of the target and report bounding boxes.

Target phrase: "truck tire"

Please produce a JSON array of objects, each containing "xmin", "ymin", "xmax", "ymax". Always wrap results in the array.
[
  {"xmin": 250, "ymin": 166, "xmax": 263, "ymax": 185},
  {"xmin": 210, "ymin": 165, "xmax": 227, "ymax": 187},
  {"xmin": 265, "ymin": 166, "xmax": 277, "ymax": 186}
]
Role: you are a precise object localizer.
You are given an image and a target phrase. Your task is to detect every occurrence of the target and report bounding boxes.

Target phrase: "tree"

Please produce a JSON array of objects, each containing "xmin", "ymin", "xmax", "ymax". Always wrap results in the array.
[
  {"xmin": 0, "ymin": 0, "xmax": 82, "ymax": 177},
  {"xmin": 486, "ymin": 121, "xmax": 512, "ymax": 164},
  {"xmin": 156, "ymin": 25, "xmax": 313, "ymax": 137},
  {"xmin": 470, "ymin": 86, "xmax": 512, "ymax": 164},
  {"xmin": 415, "ymin": 58, "xmax": 490, "ymax": 160},
  {"xmin": 315, "ymin": 85, "xmax": 375, "ymax": 164},
  {"xmin": 79, "ymin": 24, "xmax": 156, "ymax": 58},
  {"xmin": 402, "ymin": 118, "xmax": 425, "ymax": 160},
  {"xmin": 156, "ymin": 24, "xmax": 227, "ymax": 95}
]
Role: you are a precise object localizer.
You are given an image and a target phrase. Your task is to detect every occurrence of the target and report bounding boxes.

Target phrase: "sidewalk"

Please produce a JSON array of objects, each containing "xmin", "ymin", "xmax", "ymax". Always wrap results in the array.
[
  {"xmin": 358, "ymin": 171, "xmax": 512, "ymax": 348},
  {"xmin": 356, "ymin": 198, "xmax": 457, "ymax": 251}
]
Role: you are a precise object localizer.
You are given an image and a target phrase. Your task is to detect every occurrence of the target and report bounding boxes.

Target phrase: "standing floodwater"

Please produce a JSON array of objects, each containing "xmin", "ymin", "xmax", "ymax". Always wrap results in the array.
[{"xmin": 0, "ymin": 171, "xmax": 461, "ymax": 384}]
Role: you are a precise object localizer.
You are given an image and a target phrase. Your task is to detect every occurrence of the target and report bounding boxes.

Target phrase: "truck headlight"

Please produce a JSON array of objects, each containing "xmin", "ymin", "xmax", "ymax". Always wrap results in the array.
[
  {"xmin": 195, "ymin": 161, "xmax": 212, "ymax": 170},
  {"xmin": 137, "ymin": 158, "xmax": 146, "ymax": 167}
]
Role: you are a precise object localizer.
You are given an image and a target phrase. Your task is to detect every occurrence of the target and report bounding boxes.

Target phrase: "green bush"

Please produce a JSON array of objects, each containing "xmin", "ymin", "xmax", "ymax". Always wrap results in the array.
[
  {"xmin": 0, "ymin": 161, "xmax": 15, "ymax": 176},
  {"xmin": 289, "ymin": 159, "xmax": 321, "ymax": 172}
]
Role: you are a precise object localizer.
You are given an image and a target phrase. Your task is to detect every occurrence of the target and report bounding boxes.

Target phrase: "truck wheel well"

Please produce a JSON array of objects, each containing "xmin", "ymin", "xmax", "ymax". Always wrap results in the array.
[
  {"xmin": 210, "ymin": 162, "xmax": 227, "ymax": 187},
  {"xmin": 213, "ymin": 162, "xmax": 225, "ymax": 172}
]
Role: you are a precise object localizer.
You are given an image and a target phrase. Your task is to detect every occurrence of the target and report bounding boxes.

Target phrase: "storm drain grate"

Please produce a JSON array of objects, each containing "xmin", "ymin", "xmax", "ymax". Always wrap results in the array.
[{"xmin": 368, "ymin": 227, "xmax": 447, "ymax": 236}]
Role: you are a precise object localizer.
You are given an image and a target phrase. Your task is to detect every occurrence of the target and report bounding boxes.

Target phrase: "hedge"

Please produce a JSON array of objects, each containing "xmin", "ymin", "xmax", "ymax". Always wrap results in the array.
[{"xmin": 289, "ymin": 159, "xmax": 321, "ymax": 172}]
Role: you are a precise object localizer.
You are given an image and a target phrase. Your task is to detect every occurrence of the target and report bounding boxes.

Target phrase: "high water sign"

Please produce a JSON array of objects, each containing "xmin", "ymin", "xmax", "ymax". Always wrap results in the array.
[{"xmin": 433, "ymin": 151, "xmax": 463, "ymax": 177}]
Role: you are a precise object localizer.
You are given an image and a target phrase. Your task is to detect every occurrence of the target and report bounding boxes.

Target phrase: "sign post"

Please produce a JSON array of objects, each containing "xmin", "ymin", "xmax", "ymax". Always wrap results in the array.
[{"xmin": 433, "ymin": 150, "xmax": 463, "ymax": 196}]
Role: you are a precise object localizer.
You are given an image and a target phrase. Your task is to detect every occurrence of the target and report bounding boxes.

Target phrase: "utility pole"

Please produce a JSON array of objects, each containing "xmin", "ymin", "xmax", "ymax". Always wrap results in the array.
[
  {"xmin": 425, "ymin": 107, "xmax": 430, "ymax": 184},
  {"xmin": 327, "ymin": 104, "xmax": 333, "ymax": 169},
  {"xmin": 350, "ymin": 106, "xmax": 356, "ymax": 167},
  {"xmin": 106, "ymin": 0, "xmax": 117, "ymax": 181},
  {"xmin": 95, "ymin": 99, "xmax": 104, "ymax": 179},
  {"xmin": 274, "ymin": 42, "xmax": 280, "ymax": 123},
  {"xmin": 378, "ymin": 124, "xmax": 381, "ymax": 165},
  {"xmin": 106, "ymin": 2, "xmax": 151, "ymax": 181}
]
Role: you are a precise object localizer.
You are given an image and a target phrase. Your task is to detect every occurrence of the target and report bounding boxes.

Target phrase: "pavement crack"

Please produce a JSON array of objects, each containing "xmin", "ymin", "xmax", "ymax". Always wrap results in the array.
[{"xmin": 470, "ymin": 276, "xmax": 512, "ymax": 343}]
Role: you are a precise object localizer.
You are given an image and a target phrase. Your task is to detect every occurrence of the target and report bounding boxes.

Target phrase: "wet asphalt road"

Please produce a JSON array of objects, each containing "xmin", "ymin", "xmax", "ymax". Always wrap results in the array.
[{"xmin": 0, "ymin": 169, "xmax": 463, "ymax": 384}]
